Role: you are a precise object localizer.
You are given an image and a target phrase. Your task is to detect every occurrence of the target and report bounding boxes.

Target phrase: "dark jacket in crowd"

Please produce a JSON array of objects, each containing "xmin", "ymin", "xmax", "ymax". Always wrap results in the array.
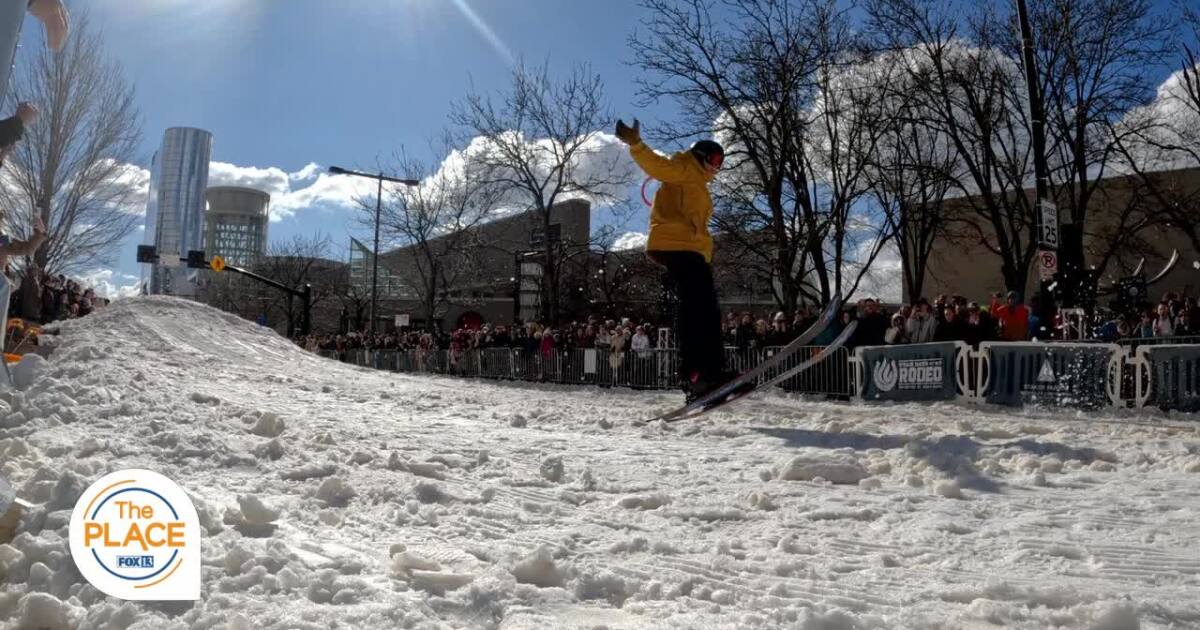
[
  {"xmin": 766, "ymin": 325, "xmax": 796, "ymax": 347},
  {"xmin": 935, "ymin": 317, "xmax": 967, "ymax": 343},
  {"xmin": 854, "ymin": 312, "xmax": 890, "ymax": 347}
]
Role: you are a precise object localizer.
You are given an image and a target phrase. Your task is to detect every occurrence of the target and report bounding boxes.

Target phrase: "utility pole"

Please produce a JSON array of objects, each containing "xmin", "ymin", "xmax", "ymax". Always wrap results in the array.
[{"xmin": 1016, "ymin": 0, "xmax": 1060, "ymax": 333}]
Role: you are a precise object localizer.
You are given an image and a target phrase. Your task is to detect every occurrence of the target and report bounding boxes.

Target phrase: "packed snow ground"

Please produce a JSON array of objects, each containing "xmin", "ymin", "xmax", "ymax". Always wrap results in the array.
[{"xmin": 1, "ymin": 297, "xmax": 1199, "ymax": 629}]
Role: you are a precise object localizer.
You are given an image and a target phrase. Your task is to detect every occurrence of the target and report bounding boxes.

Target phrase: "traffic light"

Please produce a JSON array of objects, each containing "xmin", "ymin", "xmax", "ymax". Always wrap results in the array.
[
  {"xmin": 136, "ymin": 245, "xmax": 158, "ymax": 264},
  {"xmin": 186, "ymin": 250, "xmax": 207, "ymax": 269}
]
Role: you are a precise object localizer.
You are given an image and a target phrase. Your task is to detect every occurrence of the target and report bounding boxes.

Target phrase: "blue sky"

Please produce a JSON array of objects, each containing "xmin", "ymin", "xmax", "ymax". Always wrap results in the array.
[
  {"xmin": 49, "ymin": 0, "xmax": 669, "ymax": 296},
  {"xmin": 14, "ymin": 0, "xmax": 1198, "ymax": 297}
]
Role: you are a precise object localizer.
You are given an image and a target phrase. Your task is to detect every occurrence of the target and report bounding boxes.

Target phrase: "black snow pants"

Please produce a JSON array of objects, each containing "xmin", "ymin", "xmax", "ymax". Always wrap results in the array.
[{"xmin": 647, "ymin": 250, "xmax": 725, "ymax": 387}]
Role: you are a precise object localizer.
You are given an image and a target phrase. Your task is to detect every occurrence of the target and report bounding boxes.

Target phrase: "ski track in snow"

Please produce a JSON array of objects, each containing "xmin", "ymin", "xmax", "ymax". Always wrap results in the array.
[{"xmin": 0, "ymin": 296, "xmax": 1198, "ymax": 629}]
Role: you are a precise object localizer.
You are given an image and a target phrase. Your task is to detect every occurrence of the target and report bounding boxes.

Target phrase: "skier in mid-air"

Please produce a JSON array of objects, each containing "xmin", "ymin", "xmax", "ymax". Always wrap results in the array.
[{"xmin": 614, "ymin": 118, "xmax": 742, "ymax": 403}]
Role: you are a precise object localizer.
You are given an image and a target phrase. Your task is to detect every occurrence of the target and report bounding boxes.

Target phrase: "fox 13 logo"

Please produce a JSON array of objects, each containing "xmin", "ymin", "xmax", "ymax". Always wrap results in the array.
[{"xmin": 69, "ymin": 469, "xmax": 201, "ymax": 600}]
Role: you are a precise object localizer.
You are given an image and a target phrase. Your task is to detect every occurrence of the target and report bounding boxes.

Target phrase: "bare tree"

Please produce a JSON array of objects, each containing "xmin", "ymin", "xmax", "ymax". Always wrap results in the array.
[
  {"xmin": 1023, "ymin": 0, "xmax": 1172, "ymax": 299},
  {"xmin": 450, "ymin": 59, "xmax": 632, "ymax": 325},
  {"xmin": 333, "ymin": 281, "xmax": 371, "ymax": 334},
  {"xmin": 631, "ymin": 0, "xmax": 896, "ymax": 311},
  {"xmin": 253, "ymin": 233, "xmax": 338, "ymax": 337},
  {"xmin": 568, "ymin": 226, "xmax": 661, "ymax": 319},
  {"xmin": 1175, "ymin": 2, "xmax": 1200, "ymax": 165},
  {"xmin": 866, "ymin": 72, "xmax": 957, "ymax": 301},
  {"xmin": 866, "ymin": 0, "xmax": 1046, "ymax": 294},
  {"xmin": 362, "ymin": 141, "xmax": 500, "ymax": 331},
  {"xmin": 1100, "ymin": 2, "xmax": 1200, "ymax": 261},
  {"xmin": 867, "ymin": 0, "xmax": 1183, "ymax": 300},
  {"xmin": 0, "ymin": 13, "xmax": 142, "ymax": 319}
]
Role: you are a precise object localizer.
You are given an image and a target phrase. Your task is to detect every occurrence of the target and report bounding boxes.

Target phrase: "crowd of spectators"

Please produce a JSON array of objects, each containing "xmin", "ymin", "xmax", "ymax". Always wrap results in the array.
[
  {"xmin": 297, "ymin": 290, "xmax": 1200, "ymax": 361},
  {"xmin": 3, "ymin": 273, "xmax": 109, "ymax": 353},
  {"xmin": 36, "ymin": 274, "xmax": 102, "ymax": 322},
  {"xmin": 299, "ymin": 315, "xmax": 666, "ymax": 359},
  {"xmin": 7, "ymin": 272, "xmax": 106, "ymax": 324},
  {"xmin": 1096, "ymin": 293, "xmax": 1200, "ymax": 341}
]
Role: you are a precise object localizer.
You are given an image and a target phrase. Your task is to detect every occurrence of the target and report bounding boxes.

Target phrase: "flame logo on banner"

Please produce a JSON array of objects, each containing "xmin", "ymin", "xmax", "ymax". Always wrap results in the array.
[{"xmin": 873, "ymin": 358, "xmax": 899, "ymax": 392}]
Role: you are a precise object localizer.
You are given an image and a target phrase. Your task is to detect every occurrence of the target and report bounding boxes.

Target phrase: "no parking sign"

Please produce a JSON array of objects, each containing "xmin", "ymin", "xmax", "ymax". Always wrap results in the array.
[{"xmin": 1038, "ymin": 249, "xmax": 1058, "ymax": 280}]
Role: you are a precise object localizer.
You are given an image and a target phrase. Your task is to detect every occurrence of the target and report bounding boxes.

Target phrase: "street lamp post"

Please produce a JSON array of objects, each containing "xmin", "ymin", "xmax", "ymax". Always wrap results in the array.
[{"xmin": 328, "ymin": 166, "xmax": 420, "ymax": 338}]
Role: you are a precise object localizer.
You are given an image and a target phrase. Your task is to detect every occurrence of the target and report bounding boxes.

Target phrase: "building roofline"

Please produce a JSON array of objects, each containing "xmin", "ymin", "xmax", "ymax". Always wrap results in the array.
[
  {"xmin": 377, "ymin": 198, "xmax": 590, "ymax": 258},
  {"xmin": 206, "ymin": 185, "xmax": 272, "ymax": 200},
  {"xmin": 164, "ymin": 126, "xmax": 213, "ymax": 136}
]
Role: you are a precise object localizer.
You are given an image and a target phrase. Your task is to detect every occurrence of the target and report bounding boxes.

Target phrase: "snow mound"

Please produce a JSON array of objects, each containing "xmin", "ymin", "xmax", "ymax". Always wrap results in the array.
[
  {"xmin": 10, "ymin": 355, "xmax": 48, "ymax": 391},
  {"xmin": 17, "ymin": 592, "xmax": 73, "ymax": 630},
  {"xmin": 510, "ymin": 545, "xmax": 564, "ymax": 588},
  {"xmin": 0, "ymin": 296, "xmax": 1193, "ymax": 629},
  {"xmin": 237, "ymin": 494, "xmax": 279, "ymax": 525},
  {"xmin": 777, "ymin": 450, "xmax": 870, "ymax": 484},
  {"xmin": 250, "ymin": 412, "xmax": 286, "ymax": 438}
]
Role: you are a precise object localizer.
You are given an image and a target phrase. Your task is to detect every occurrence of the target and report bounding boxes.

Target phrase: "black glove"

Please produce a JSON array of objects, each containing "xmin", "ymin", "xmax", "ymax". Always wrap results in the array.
[{"xmin": 615, "ymin": 118, "xmax": 641, "ymax": 146}]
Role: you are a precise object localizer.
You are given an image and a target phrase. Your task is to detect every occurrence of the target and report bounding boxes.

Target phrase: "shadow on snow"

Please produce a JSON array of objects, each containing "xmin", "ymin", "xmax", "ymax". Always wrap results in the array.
[{"xmin": 750, "ymin": 427, "xmax": 1113, "ymax": 494}]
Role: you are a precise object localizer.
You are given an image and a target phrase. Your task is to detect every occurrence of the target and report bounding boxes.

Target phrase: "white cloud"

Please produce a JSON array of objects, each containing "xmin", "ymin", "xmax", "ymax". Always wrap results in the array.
[
  {"xmin": 847, "ymin": 241, "xmax": 903, "ymax": 304},
  {"xmin": 288, "ymin": 162, "xmax": 322, "ymax": 182},
  {"xmin": 74, "ymin": 268, "xmax": 142, "ymax": 300},
  {"xmin": 208, "ymin": 161, "xmax": 291, "ymax": 197},
  {"xmin": 122, "ymin": 131, "xmax": 636, "ymax": 229},
  {"xmin": 613, "ymin": 231, "xmax": 648, "ymax": 251},
  {"xmin": 205, "ymin": 161, "xmax": 377, "ymax": 222},
  {"xmin": 1116, "ymin": 63, "xmax": 1200, "ymax": 173},
  {"xmin": 270, "ymin": 171, "xmax": 379, "ymax": 220},
  {"xmin": 439, "ymin": 131, "xmax": 635, "ymax": 212},
  {"xmin": 103, "ymin": 160, "xmax": 153, "ymax": 215}
]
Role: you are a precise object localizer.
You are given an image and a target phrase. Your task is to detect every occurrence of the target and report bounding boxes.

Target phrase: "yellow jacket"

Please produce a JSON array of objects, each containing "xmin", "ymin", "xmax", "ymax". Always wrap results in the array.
[{"xmin": 629, "ymin": 141, "xmax": 715, "ymax": 262}]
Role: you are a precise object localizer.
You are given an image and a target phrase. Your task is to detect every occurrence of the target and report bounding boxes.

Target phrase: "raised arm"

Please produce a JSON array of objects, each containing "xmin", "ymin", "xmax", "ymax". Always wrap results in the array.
[
  {"xmin": 0, "ymin": 216, "xmax": 47, "ymax": 257},
  {"xmin": 616, "ymin": 118, "xmax": 692, "ymax": 183},
  {"xmin": 28, "ymin": 0, "xmax": 70, "ymax": 51}
]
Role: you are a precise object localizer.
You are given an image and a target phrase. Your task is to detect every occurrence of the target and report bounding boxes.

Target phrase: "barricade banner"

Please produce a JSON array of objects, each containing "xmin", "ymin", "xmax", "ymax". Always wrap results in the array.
[
  {"xmin": 1133, "ymin": 344, "xmax": 1200, "ymax": 411},
  {"xmin": 851, "ymin": 342, "xmax": 965, "ymax": 402},
  {"xmin": 979, "ymin": 342, "xmax": 1123, "ymax": 408}
]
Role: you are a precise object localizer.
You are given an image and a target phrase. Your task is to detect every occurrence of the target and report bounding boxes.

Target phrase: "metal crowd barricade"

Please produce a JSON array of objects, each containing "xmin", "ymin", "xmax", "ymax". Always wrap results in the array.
[
  {"xmin": 375, "ymin": 350, "xmax": 397, "ymax": 371},
  {"xmin": 761, "ymin": 345, "xmax": 853, "ymax": 397},
  {"xmin": 313, "ymin": 337, "xmax": 1200, "ymax": 415},
  {"xmin": 977, "ymin": 342, "xmax": 1123, "ymax": 408},
  {"xmin": 624, "ymin": 349, "xmax": 675, "ymax": 389},
  {"xmin": 850, "ymin": 342, "xmax": 968, "ymax": 402},
  {"xmin": 604, "ymin": 348, "xmax": 634, "ymax": 387},
  {"xmin": 725, "ymin": 346, "xmax": 759, "ymax": 376},
  {"xmin": 1132, "ymin": 344, "xmax": 1200, "ymax": 411},
  {"xmin": 476, "ymin": 348, "xmax": 515, "ymax": 380},
  {"xmin": 327, "ymin": 342, "xmax": 852, "ymax": 398},
  {"xmin": 555, "ymin": 349, "xmax": 582, "ymax": 384},
  {"xmin": 1118, "ymin": 335, "xmax": 1200, "ymax": 350}
]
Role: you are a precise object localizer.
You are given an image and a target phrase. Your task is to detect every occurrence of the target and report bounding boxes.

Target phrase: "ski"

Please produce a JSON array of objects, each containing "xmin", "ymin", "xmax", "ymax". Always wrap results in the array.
[
  {"xmin": 640, "ymin": 293, "xmax": 844, "ymax": 424},
  {"xmin": 660, "ymin": 320, "xmax": 858, "ymax": 423}
]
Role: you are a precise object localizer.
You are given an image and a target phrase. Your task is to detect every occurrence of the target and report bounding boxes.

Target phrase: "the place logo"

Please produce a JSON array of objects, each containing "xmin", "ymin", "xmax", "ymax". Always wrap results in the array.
[
  {"xmin": 873, "ymin": 358, "xmax": 944, "ymax": 392},
  {"xmin": 69, "ymin": 469, "xmax": 201, "ymax": 600}
]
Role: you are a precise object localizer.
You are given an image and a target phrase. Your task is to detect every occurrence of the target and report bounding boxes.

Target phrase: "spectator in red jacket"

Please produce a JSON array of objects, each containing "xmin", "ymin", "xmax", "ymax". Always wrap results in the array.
[{"xmin": 990, "ymin": 291, "xmax": 1030, "ymax": 341}]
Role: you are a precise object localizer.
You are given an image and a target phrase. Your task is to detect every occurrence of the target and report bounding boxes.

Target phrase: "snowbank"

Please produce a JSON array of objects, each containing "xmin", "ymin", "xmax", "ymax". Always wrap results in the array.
[{"xmin": 0, "ymin": 296, "xmax": 1196, "ymax": 629}]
